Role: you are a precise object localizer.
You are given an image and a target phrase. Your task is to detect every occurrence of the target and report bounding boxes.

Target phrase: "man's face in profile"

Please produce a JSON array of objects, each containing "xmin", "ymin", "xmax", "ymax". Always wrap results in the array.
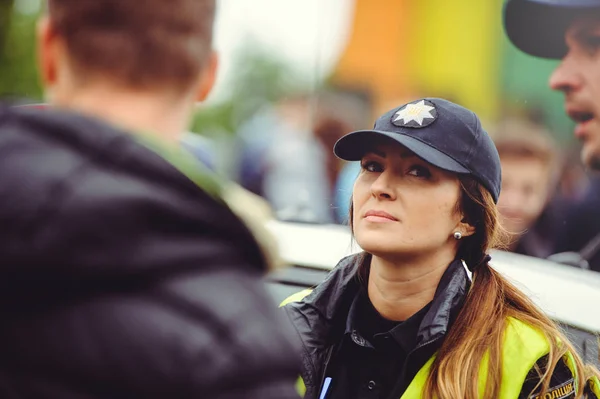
[{"xmin": 550, "ymin": 15, "xmax": 600, "ymax": 170}]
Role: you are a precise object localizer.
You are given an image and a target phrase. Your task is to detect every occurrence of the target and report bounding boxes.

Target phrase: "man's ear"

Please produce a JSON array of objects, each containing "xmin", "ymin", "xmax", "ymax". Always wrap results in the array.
[
  {"xmin": 37, "ymin": 16, "xmax": 58, "ymax": 88},
  {"xmin": 195, "ymin": 51, "xmax": 218, "ymax": 103}
]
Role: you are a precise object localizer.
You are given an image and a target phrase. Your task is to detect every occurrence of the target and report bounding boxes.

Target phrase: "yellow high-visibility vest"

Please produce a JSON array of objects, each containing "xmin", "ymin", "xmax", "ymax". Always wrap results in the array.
[{"xmin": 282, "ymin": 291, "xmax": 577, "ymax": 398}]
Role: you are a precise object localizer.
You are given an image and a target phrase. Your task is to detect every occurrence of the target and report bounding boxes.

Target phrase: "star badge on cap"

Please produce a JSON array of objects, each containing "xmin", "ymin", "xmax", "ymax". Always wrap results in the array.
[{"xmin": 391, "ymin": 99, "xmax": 437, "ymax": 128}]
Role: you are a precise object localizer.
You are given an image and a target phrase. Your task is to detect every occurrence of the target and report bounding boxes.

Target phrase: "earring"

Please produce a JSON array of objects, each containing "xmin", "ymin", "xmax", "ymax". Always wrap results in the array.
[{"xmin": 453, "ymin": 231, "xmax": 462, "ymax": 240}]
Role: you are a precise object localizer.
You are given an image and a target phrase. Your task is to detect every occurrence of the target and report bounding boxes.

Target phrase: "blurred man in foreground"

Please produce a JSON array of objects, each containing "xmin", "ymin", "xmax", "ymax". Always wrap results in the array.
[
  {"xmin": 494, "ymin": 119, "xmax": 559, "ymax": 258},
  {"xmin": 505, "ymin": 0, "xmax": 600, "ymax": 171},
  {"xmin": 0, "ymin": 0, "xmax": 299, "ymax": 397}
]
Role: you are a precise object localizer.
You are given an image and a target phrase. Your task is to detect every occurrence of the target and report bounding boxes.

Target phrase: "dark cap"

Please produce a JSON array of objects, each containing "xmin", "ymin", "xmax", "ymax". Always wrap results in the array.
[
  {"xmin": 504, "ymin": 0, "xmax": 600, "ymax": 59},
  {"xmin": 333, "ymin": 98, "xmax": 501, "ymax": 203}
]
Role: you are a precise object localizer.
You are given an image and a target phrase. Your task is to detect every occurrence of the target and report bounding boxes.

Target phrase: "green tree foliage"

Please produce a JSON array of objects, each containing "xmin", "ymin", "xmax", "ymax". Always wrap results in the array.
[
  {"xmin": 0, "ymin": 0, "xmax": 43, "ymax": 101},
  {"xmin": 0, "ymin": 2, "xmax": 307, "ymax": 127},
  {"xmin": 190, "ymin": 43, "xmax": 307, "ymax": 138},
  {"xmin": 0, "ymin": 0, "xmax": 15, "ymax": 52},
  {"xmin": 500, "ymin": 34, "xmax": 573, "ymax": 143}
]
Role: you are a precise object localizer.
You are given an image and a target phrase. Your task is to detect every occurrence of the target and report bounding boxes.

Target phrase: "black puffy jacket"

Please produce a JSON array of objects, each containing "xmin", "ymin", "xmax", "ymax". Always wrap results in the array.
[{"xmin": 0, "ymin": 106, "xmax": 300, "ymax": 398}]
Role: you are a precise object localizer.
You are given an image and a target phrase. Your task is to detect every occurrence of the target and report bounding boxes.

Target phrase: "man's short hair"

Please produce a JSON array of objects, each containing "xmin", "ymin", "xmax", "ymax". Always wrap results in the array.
[{"xmin": 48, "ymin": 0, "xmax": 216, "ymax": 91}]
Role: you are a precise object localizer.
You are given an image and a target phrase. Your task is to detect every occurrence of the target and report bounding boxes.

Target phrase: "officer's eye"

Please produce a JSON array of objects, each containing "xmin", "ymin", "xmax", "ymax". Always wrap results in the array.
[
  {"xmin": 407, "ymin": 165, "xmax": 431, "ymax": 179},
  {"xmin": 361, "ymin": 160, "xmax": 383, "ymax": 173}
]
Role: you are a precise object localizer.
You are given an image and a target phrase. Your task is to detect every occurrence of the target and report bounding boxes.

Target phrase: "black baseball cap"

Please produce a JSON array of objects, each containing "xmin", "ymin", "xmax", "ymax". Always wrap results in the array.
[
  {"xmin": 333, "ymin": 98, "xmax": 502, "ymax": 203},
  {"xmin": 504, "ymin": 0, "xmax": 600, "ymax": 59}
]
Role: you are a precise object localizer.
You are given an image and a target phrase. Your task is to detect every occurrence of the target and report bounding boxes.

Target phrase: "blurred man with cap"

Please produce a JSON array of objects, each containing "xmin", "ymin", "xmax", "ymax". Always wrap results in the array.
[
  {"xmin": 505, "ymin": 0, "xmax": 600, "ymax": 171},
  {"xmin": 505, "ymin": 3, "xmax": 600, "ymax": 396},
  {"xmin": 0, "ymin": 0, "xmax": 299, "ymax": 397}
]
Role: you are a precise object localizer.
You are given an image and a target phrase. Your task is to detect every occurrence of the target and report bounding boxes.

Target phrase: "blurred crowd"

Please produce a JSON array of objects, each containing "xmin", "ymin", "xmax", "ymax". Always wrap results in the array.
[{"xmin": 184, "ymin": 91, "xmax": 600, "ymax": 273}]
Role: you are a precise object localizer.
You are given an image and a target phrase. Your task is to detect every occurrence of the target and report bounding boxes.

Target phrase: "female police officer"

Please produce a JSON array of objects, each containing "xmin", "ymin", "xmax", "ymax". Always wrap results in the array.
[{"xmin": 282, "ymin": 98, "xmax": 588, "ymax": 399}]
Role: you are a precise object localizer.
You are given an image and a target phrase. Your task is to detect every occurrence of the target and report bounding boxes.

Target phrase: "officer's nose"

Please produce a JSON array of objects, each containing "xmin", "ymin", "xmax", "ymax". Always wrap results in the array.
[{"xmin": 370, "ymin": 171, "xmax": 396, "ymax": 201}]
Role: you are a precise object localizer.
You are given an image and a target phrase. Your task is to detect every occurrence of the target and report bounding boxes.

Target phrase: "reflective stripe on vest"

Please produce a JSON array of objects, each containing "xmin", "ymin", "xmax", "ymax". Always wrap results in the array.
[
  {"xmin": 402, "ymin": 317, "xmax": 553, "ymax": 398},
  {"xmin": 282, "ymin": 291, "xmax": 576, "ymax": 398}
]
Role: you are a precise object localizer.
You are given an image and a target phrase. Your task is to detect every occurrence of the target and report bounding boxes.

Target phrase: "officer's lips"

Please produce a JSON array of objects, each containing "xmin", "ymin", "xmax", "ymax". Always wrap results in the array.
[{"xmin": 567, "ymin": 108, "xmax": 595, "ymax": 139}]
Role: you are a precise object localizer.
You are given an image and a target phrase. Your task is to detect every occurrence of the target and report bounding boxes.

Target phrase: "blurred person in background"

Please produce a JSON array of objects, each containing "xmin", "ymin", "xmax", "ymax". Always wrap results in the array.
[
  {"xmin": 180, "ymin": 130, "xmax": 217, "ymax": 171},
  {"xmin": 0, "ymin": 0, "xmax": 300, "ymax": 397},
  {"xmin": 494, "ymin": 118, "xmax": 560, "ymax": 258},
  {"xmin": 282, "ymin": 98, "xmax": 586, "ymax": 399},
  {"xmin": 333, "ymin": 161, "xmax": 361, "ymax": 224},
  {"xmin": 237, "ymin": 95, "xmax": 335, "ymax": 223},
  {"xmin": 237, "ymin": 92, "xmax": 359, "ymax": 224}
]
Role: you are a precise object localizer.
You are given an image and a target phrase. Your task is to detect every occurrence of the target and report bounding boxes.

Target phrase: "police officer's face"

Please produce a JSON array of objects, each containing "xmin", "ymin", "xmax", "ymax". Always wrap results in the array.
[
  {"xmin": 352, "ymin": 141, "xmax": 466, "ymax": 259},
  {"xmin": 550, "ymin": 15, "xmax": 600, "ymax": 170}
]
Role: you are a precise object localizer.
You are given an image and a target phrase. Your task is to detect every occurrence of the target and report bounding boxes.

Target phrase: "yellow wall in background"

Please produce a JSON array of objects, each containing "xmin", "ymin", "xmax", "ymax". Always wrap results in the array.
[
  {"xmin": 411, "ymin": 0, "xmax": 503, "ymax": 121},
  {"xmin": 333, "ymin": 0, "xmax": 504, "ymax": 122},
  {"xmin": 332, "ymin": 0, "xmax": 415, "ymax": 115}
]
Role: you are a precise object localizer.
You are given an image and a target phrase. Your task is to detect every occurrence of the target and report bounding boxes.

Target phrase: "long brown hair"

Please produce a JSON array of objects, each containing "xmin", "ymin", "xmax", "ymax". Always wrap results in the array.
[
  {"xmin": 349, "ymin": 176, "xmax": 587, "ymax": 398},
  {"xmin": 425, "ymin": 177, "xmax": 586, "ymax": 398}
]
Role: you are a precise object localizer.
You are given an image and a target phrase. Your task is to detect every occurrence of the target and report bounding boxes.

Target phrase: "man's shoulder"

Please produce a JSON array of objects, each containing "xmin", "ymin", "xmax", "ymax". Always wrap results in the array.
[
  {"xmin": 0, "ymin": 107, "xmax": 104, "ymax": 234},
  {"xmin": 0, "ymin": 106, "xmax": 264, "ymax": 271},
  {"xmin": 0, "ymin": 106, "xmax": 220, "ymax": 216},
  {"xmin": 0, "ymin": 105, "xmax": 228, "ymax": 207}
]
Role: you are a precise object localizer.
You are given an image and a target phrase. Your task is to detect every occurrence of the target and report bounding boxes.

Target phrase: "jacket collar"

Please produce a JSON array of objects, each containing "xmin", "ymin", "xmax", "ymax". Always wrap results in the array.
[
  {"xmin": 284, "ymin": 253, "xmax": 471, "ymax": 393},
  {"xmin": 286, "ymin": 252, "xmax": 471, "ymax": 350},
  {"xmin": 416, "ymin": 257, "xmax": 472, "ymax": 344}
]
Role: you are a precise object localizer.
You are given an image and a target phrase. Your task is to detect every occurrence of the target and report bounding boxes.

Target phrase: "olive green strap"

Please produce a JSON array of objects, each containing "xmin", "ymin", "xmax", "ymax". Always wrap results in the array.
[{"xmin": 135, "ymin": 133, "xmax": 223, "ymax": 201}]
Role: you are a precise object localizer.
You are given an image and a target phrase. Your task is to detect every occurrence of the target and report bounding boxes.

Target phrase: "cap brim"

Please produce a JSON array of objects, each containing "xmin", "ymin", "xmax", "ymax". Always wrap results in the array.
[
  {"xmin": 334, "ymin": 130, "xmax": 470, "ymax": 175},
  {"xmin": 504, "ymin": 0, "xmax": 600, "ymax": 59}
]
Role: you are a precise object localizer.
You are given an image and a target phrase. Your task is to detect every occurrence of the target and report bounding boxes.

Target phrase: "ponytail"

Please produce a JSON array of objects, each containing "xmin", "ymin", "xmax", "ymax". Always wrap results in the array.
[
  {"xmin": 424, "ymin": 259, "xmax": 586, "ymax": 398},
  {"xmin": 423, "ymin": 178, "xmax": 586, "ymax": 398}
]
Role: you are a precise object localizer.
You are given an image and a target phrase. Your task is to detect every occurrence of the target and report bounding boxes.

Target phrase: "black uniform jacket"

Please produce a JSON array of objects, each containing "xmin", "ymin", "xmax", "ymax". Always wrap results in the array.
[
  {"xmin": 0, "ymin": 105, "xmax": 300, "ymax": 398},
  {"xmin": 283, "ymin": 254, "xmax": 575, "ymax": 399}
]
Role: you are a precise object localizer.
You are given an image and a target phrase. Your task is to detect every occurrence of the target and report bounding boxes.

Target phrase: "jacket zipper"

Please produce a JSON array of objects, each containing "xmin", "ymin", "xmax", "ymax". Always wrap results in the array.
[{"xmin": 413, "ymin": 336, "xmax": 442, "ymax": 353}]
